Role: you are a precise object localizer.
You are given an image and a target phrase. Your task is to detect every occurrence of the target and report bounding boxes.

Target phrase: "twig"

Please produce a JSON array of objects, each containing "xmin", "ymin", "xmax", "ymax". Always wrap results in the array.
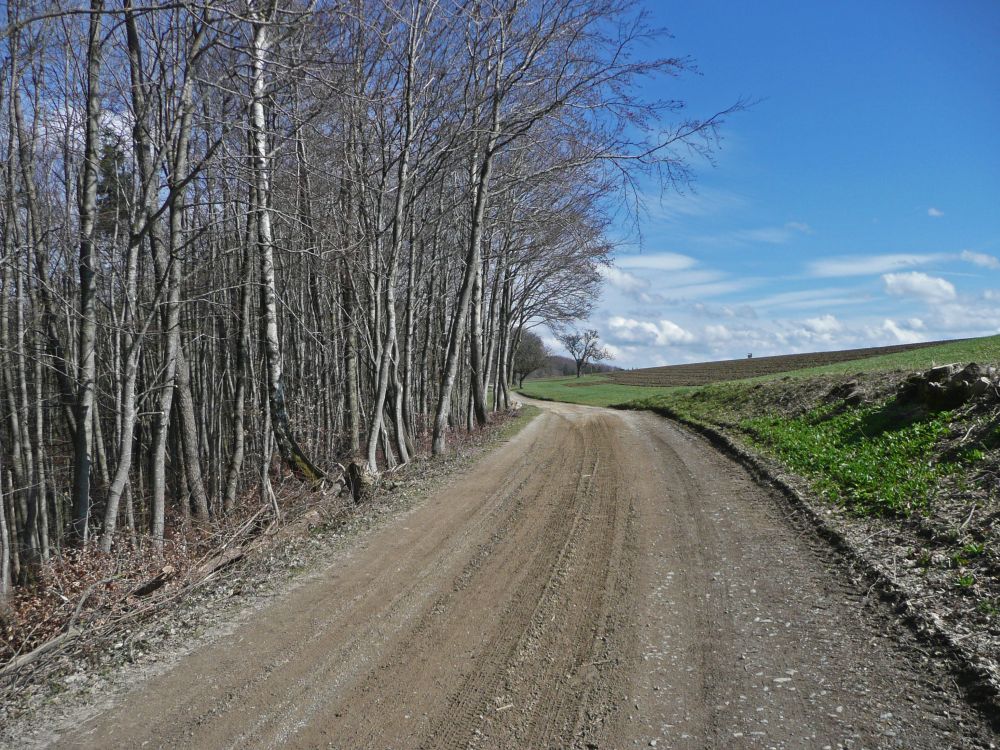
[
  {"xmin": 958, "ymin": 506, "xmax": 976, "ymax": 532},
  {"xmin": 68, "ymin": 576, "xmax": 119, "ymax": 630},
  {"xmin": 859, "ymin": 528, "xmax": 891, "ymax": 546}
]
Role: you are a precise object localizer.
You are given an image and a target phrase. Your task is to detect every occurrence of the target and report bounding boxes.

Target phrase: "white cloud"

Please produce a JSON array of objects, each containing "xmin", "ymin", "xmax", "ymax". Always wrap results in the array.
[
  {"xmin": 735, "ymin": 227, "xmax": 797, "ymax": 244},
  {"xmin": 927, "ymin": 207, "xmax": 944, "ymax": 218},
  {"xmin": 641, "ymin": 187, "xmax": 746, "ymax": 222},
  {"xmin": 653, "ymin": 319, "xmax": 696, "ymax": 345},
  {"xmin": 921, "ymin": 301, "xmax": 1000, "ymax": 334},
  {"xmin": 960, "ymin": 249, "xmax": 1000, "ymax": 270},
  {"xmin": 802, "ymin": 314, "xmax": 843, "ymax": 335},
  {"xmin": 704, "ymin": 324, "xmax": 733, "ymax": 342},
  {"xmin": 637, "ymin": 278, "xmax": 757, "ymax": 303},
  {"xmin": 616, "ymin": 252, "xmax": 697, "ymax": 272},
  {"xmin": 608, "ymin": 316, "xmax": 695, "ymax": 346},
  {"xmin": 748, "ymin": 287, "xmax": 867, "ymax": 311},
  {"xmin": 698, "ymin": 222, "xmax": 812, "ymax": 246},
  {"xmin": 882, "ymin": 271, "xmax": 956, "ymax": 303},
  {"xmin": 599, "ymin": 266, "xmax": 648, "ymax": 294},
  {"xmin": 602, "ymin": 343, "xmax": 625, "ymax": 360},
  {"xmin": 882, "ymin": 319, "xmax": 925, "ymax": 344},
  {"xmin": 690, "ymin": 302, "xmax": 758, "ymax": 320},
  {"xmin": 808, "ymin": 253, "xmax": 947, "ymax": 278}
]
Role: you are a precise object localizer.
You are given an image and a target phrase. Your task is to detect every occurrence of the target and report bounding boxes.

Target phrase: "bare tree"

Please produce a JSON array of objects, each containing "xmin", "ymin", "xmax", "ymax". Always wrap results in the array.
[
  {"xmin": 0, "ymin": 0, "xmax": 735, "ymax": 598},
  {"xmin": 68, "ymin": 0, "xmax": 104, "ymax": 545},
  {"xmin": 249, "ymin": 1, "xmax": 324, "ymax": 483},
  {"xmin": 557, "ymin": 328, "xmax": 612, "ymax": 378}
]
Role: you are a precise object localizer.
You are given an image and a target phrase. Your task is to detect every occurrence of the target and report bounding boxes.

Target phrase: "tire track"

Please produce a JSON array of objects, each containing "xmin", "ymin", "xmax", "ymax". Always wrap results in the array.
[
  {"xmin": 425, "ymin": 417, "xmax": 600, "ymax": 749},
  {"xmin": 228, "ymin": 424, "xmax": 573, "ymax": 748},
  {"xmin": 519, "ymin": 417, "xmax": 630, "ymax": 747}
]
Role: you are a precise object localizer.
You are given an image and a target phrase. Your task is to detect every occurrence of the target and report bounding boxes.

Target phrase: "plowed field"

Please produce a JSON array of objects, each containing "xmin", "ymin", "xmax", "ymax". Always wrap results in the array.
[{"xmin": 608, "ymin": 340, "xmax": 948, "ymax": 387}]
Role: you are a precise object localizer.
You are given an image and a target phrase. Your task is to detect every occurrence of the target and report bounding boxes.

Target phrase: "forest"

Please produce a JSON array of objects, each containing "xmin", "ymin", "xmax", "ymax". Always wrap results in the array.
[{"xmin": 0, "ymin": 0, "xmax": 733, "ymax": 604}]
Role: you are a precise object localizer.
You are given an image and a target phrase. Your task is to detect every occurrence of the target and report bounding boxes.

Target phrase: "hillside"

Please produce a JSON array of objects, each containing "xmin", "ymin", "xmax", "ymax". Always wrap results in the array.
[{"xmin": 607, "ymin": 339, "xmax": 960, "ymax": 388}]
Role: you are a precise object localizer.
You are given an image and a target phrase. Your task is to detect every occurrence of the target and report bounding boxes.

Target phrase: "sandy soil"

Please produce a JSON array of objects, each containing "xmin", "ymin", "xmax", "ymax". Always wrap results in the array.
[{"xmin": 24, "ymin": 400, "xmax": 998, "ymax": 749}]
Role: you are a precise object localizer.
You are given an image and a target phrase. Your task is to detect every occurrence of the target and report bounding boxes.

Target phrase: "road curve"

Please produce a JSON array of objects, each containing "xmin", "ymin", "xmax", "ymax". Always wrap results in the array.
[{"xmin": 49, "ymin": 399, "xmax": 995, "ymax": 749}]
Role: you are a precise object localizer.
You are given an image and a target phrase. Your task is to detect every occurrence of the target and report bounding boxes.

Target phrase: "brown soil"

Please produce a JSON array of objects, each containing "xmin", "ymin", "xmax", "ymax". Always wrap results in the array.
[{"xmin": 18, "ymin": 399, "xmax": 998, "ymax": 749}]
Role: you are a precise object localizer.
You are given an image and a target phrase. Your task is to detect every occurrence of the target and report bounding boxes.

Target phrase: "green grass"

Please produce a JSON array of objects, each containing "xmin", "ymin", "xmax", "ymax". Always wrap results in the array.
[
  {"xmin": 628, "ymin": 387, "xmax": 987, "ymax": 518},
  {"xmin": 518, "ymin": 375, "xmax": 685, "ymax": 407}
]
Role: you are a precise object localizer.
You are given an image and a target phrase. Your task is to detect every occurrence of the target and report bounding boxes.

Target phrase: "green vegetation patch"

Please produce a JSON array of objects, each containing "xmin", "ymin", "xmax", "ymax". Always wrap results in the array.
[
  {"xmin": 518, "ymin": 375, "xmax": 684, "ymax": 407},
  {"xmin": 742, "ymin": 402, "xmax": 962, "ymax": 517},
  {"xmin": 501, "ymin": 404, "xmax": 541, "ymax": 439}
]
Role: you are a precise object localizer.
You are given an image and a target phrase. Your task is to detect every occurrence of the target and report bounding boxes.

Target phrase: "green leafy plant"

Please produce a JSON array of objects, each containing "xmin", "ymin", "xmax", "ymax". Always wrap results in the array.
[
  {"xmin": 977, "ymin": 599, "xmax": 1000, "ymax": 617},
  {"xmin": 952, "ymin": 542, "xmax": 986, "ymax": 567},
  {"xmin": 738, "ymin": 401, "xmax": 959, "ymax": 517},
  {"xmin": 962, "ymin": 542, "xmax": 985, "ymax": 557}
]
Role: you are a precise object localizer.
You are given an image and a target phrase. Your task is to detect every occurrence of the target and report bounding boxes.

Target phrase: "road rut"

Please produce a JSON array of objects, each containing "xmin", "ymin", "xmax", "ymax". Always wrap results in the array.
[{"xmin": 49, "ymin": 399, "xmax": 996, "ymax": 749}]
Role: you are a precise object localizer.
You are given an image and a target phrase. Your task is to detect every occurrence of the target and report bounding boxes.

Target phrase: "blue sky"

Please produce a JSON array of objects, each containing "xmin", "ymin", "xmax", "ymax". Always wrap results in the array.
[{"xmin": 575, "ymin": 0, "xmax": 1000, "ymax": 368}]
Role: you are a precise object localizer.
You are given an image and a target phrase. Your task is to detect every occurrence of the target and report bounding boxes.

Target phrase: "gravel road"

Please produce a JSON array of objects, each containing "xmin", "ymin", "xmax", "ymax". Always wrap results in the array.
[{"xmin": 47, "ymin": 399, "xmax": 997, "ymax": 749}]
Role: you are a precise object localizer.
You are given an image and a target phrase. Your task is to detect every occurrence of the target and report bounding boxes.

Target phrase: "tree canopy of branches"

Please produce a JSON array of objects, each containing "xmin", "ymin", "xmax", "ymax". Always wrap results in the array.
[
  {"xmin": 557, "ymin": 329, "xmax": 612, "ymax": 378},
  {"xmin": 0, "ymin": 0, "xmax": 736, "ymax": 602}
]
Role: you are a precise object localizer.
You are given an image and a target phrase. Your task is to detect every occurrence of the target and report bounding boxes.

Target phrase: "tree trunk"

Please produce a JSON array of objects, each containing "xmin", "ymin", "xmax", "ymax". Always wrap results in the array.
[
  {"xmin": 69, "ymin": 0, "xmax": 104, "ymax": 545},
  {"xmin": 0, "ymin": 448, "xmax": 10, "ymax": 608},
  {"xmin": 251, "ymin": 13, "xmax": 323, "ymax": 483},
  {"xmin": 342, "ymin": 258, "xmax": 361, "ymax": 454},
  {"xmin": 223, "ymin": 207, "xmax": 254, "ymax": 514},
  {"xmin": 175, "ymin": 354, "xmax": 210, "ymax": 520},
  {"xmin": 100, "ymin": 218, "xmax": 140, "ymax": 549},
  {"xmin": 469, "ymin": 251, "xmax": 489, "ymax": 426},
  {"xmin": 431, "ymin": 147, "xmax": 495, "ymax": 455}
]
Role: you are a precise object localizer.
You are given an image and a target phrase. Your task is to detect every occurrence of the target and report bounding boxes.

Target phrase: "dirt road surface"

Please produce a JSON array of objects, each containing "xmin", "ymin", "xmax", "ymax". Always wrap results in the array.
[{"xmin": 38, "ymin": 400, "xmax": 997, "ymax": 749}]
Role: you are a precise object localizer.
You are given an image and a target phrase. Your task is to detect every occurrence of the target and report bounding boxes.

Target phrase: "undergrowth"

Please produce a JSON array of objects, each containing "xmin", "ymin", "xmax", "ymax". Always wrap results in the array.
[{"xmin": 741, "ymin": 402, "xmax": 973, "ymax": 517}]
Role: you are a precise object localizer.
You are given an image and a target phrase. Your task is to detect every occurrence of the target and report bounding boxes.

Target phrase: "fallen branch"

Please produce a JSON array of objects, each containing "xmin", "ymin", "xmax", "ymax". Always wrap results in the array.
[
  {"xmin": 0, "ymin": 628, "xmax": 80, "ymax": 680},
  {"xmin": 193, "ymin": 547, "xmax": 246, "ymax": 581},
  {"xmin": 127, "ymin": 567, "xmax": 176, "ymax": 599}
]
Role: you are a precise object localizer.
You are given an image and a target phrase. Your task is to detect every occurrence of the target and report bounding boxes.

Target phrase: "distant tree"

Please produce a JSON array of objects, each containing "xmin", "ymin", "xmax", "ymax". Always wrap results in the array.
[
  {"xmin": 513, "ymin": 332, "xmax": 550, "ymax": 387},
  {"xmin": 557, "ymin": 328, "xmax": 612, "ymax": 378}
]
